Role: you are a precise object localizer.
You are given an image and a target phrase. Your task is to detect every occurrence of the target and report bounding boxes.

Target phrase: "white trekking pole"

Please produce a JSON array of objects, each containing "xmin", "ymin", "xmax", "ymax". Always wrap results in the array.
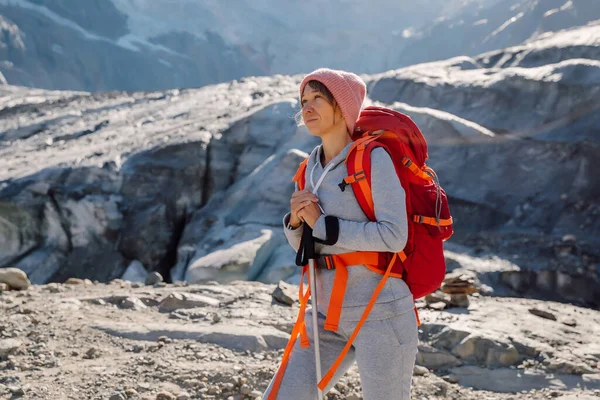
[{"xmin": 308, "ymin": 258, "xmax": 324, "ymax": 400}]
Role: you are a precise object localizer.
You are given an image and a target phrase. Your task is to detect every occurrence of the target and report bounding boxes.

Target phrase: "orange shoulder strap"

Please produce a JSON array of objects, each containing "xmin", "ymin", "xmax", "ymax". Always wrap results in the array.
[
  {"xmin": 293, "ymin": 158, "xmax": 309, "ymax": 191},
  {"xmin": 344, "ymin": 136, "xmax": 381, "ymax": 221}
]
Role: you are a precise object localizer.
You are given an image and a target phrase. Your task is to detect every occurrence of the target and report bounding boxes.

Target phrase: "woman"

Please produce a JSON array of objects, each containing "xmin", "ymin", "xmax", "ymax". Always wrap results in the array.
[{"xmin": 264, "ymin": 68, "xmax": 419, "ymax": 399}]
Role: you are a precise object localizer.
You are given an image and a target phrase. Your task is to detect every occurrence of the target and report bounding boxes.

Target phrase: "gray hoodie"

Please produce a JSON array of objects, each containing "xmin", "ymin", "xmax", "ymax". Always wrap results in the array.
[{"xmin": 283, "ymin": 141, "xmax": 414, "ymax": 324}]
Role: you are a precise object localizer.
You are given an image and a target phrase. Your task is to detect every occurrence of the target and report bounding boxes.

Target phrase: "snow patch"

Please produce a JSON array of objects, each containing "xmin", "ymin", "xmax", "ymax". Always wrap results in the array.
[{"xmin": 485, "ymin": 11, "xmax": 525, "ymax": 42}]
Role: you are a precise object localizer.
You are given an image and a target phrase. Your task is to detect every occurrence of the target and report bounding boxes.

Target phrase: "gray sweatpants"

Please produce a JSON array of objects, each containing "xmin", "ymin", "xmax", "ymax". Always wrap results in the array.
[{"xmin": 263, "ymin": 306, "xmax": 419, "ymax": 400}]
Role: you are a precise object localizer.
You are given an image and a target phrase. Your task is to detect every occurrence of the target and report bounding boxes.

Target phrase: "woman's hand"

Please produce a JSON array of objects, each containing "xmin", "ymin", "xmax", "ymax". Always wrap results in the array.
[
  {"xmin": 297, "ymin": 202, "xmax": 323, "ymax": 229},
  {"xmin": 290, "ymin": 189, "xmax": 320, "ymax": 228}
]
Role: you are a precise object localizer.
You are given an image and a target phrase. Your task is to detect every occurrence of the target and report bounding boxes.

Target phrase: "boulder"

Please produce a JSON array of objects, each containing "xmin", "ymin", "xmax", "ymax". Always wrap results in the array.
[
  {"xmin": 158, "ymin": 292, "xmax": 221, "ymax": 313},
  {"xmin": 0, "ymin": 267, "xmax": 30, "ymax": 290}
]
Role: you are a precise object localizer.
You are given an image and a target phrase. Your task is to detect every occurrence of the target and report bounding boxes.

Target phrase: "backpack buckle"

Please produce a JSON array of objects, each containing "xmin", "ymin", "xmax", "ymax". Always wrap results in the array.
[
  {"xmin": 324, "ymin": 255, "xmax": 334, "ymax": 269},
  {"xmin": 338, "ymin": 171, "xmax": 366, "ymax": 192},
  {"xmin": 353, "ymin": 171, "xmax": 366, "ymax": 182}
]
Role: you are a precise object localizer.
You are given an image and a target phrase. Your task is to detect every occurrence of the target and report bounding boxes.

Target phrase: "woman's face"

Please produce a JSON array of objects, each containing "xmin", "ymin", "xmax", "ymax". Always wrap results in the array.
[{"xmin": 301, "ymin": 85, "xmax": 344, "ymax": 137}]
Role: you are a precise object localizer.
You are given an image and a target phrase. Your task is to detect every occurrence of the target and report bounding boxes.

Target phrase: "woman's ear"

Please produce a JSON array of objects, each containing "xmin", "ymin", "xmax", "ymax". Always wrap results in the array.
[{"xmin": 333, "ymin": 101, "xmax": 342, "ymax": 118}]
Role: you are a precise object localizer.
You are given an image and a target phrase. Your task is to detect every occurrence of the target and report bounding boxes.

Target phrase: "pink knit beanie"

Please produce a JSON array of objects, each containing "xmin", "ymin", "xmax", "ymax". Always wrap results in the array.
[{"xmin": 299, "ymin": 68, "xmax": 366, "ymax": 134}]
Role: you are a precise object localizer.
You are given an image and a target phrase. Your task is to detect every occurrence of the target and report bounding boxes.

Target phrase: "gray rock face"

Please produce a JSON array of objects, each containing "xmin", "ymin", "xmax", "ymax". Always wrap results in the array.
[
  {"xmin": 0, "ymin": 26, "xmax": 599, "ymax": 309},
  {"xmin": 0, "ymin": 77, "xmax": 301, "ymax": 284},
  {"xmin": 366, "ymin": 23, "xmax": 600, "ymax": 266}
]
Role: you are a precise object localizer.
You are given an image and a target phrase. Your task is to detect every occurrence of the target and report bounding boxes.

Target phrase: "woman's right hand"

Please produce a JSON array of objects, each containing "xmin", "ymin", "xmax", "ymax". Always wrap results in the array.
[{"xmin": 289, "ymin": 189, "xmax": 320, "ymax": 228}]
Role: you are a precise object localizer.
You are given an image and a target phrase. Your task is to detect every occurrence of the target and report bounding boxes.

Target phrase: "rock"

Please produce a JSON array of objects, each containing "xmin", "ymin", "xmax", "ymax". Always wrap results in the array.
[
  {"xmin": 109, "ymin": 393, "xmax": 126, "ymax": 400},
  {"xmin": 413, "ymin": 365, "xmax": 429, "ymax": 376},
  {"xmin": 207, "ymin": 386, "xmax": 219, "ymax": 395},
  {"xmin": 240, "ymin": 384, "xmax": 251, "ymax": 395},
  {"xmin": 8, "ymin": 385, "xmax": 25, "ymax": 396},
  {"xmin": 452, "ymin": 335, "xmax": 520, "ymax": 368},
  {"xmin": 449, "ymin": 294, "xmax": 470, "ymax": 308},
  {"xmin": 441, "ymin": 274, "xmax": 479, "ymax": 295},
  {"xmin": 184, "ymin": 228, "xmax": 275, "ymax": 284},
  {"xmin": 449, "ymin": 365, "xmax": 600, "ymax": 392},
  {"xmin": 428, "ymin": 301, "xmax": 447, "ymax": 311},
  {"xmin": 545, "ymin": 359, "xmax": 596, "ymax": 375},
  {"xmin": 158, "ymin": 292, "xmax": 221, "ymax": 313},
  {"xmin": 137, "ymin": 383, "xmax": 151, "ymax": 392},
  {"xmin": 157, "ymin": 336, "xmax": 173, "ymax": 344},
  {"xmin": 416, "ymin": 344, "xmax": 462, "ymax": 370},
  {"xmin": 83, "ymin": 347, "xmax": 101, "ymax": 359},
  {"xmin": 156, "ymin": 391, "xmax": 176, "ymax": 400},
  {"xmin": 145, "ymin": 272, "xmax": 163, "ymax": 286},
  {"xmin": 119, "ymin": 297, "xmax": 147, "ymax": 310},
  {"xmin": 176, "ymin": 393, "xmax": 191, "ymax": 400},
  {"xmin": 58, "ymin": 298, "xmax": 83, "ymax": 310},
  {"xmin": 65, "ymin": 278, "xmax": 85, "ymax": 285},
  {"xmin": 45, "ymin": 283, "xmax": 62, "ymax": 293},
  {"xmin": 425, "ymin": 291, "xmax": 451, "ymax": 304},
  {"xmin": 334, "ymin": 382, "xmax": 346, "ymax": 392},
  {"xmin": 0, "ymin": 338, "xmax": 22, "ymax": 358},
  {"xmin": 0, "ymin": 268, "xmax": 30, "ymax": 290},
  {"xmin": 271, "ymin": 281, "xmax": 296, "ymax": 306},
  {"xmin": 528, "ymin": 308, "xmax": 557, "ymax": 321},
  {"xmin": 428, "ymin": 326, "xmax": 471, "ymax": 350},
  {"xmin": 0, "ymin": 282, "xmax": 8, "ymax": 292},
  {"xmin": 122, "ymin": 260, "xmax": 148, "ymax": 283}
]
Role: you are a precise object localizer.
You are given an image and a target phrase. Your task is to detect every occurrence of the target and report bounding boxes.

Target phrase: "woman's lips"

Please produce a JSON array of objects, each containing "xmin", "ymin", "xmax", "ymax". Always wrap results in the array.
[{"xmin": 305, "ymin": 118, "xmax": 318, "ymax": 123}]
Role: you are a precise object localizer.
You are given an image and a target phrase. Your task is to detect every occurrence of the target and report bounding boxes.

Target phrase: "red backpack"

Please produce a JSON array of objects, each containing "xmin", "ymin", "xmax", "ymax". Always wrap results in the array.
[
  {"xmin": 269, "ymin": 106, "xmax": 453, "ymax": 397},
  {"xmin": 347, "ymin": 106, "xmax": 453, "ymax": 297}
]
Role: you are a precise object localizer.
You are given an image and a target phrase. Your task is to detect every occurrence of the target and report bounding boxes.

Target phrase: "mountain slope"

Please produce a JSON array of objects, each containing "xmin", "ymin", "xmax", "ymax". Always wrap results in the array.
[
  {"xmin": 4, "ymin": 0, "xmax": 596, "ymax": 91},
  {"xmin": 394, "ymin": 0, "xmax": 600, "ymax": 67}
]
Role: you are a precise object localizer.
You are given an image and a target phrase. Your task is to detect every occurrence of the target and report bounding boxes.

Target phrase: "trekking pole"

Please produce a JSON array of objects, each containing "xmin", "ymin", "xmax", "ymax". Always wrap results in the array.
[
  {"xmin": 296, "ymin": 219, "xmax": 325, "ymax": 399},
  {"xmin": 308, "ymin": 258, "xmax": 324, "ymax": 400}
]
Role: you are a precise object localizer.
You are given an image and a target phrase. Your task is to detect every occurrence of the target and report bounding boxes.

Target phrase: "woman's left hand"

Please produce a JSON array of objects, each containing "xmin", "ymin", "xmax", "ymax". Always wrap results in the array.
[{"xmin": 297, "ymin": 202, "xmax": 323, "ymax": 229}]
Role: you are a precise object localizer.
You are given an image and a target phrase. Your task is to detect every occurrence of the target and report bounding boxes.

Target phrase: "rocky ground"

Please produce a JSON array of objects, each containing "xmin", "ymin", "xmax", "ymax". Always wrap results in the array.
[{"xmin": 1, "ymin": 277, "xmax": 599, "ymax": 400}]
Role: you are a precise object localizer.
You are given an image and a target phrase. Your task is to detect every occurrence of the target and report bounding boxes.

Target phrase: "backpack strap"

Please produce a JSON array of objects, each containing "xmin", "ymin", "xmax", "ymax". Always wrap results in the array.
[
  {"xmin": 343, "ymin": 135, "xmax": 381, "ymax": 220},
  {"xmin": 318, "ymin": 251, "xmax": 408, "ymax": 390},
  {"xmin": 267, "ymin": 265, "xmax": 311, "ymax": 400},
  {"xmin": 293, "ymin": 158, "xmax": 309, "ymax": 191},
  {"xmin": 413, "ymin": 215, "xmax": 453, "ymax": 227}
]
